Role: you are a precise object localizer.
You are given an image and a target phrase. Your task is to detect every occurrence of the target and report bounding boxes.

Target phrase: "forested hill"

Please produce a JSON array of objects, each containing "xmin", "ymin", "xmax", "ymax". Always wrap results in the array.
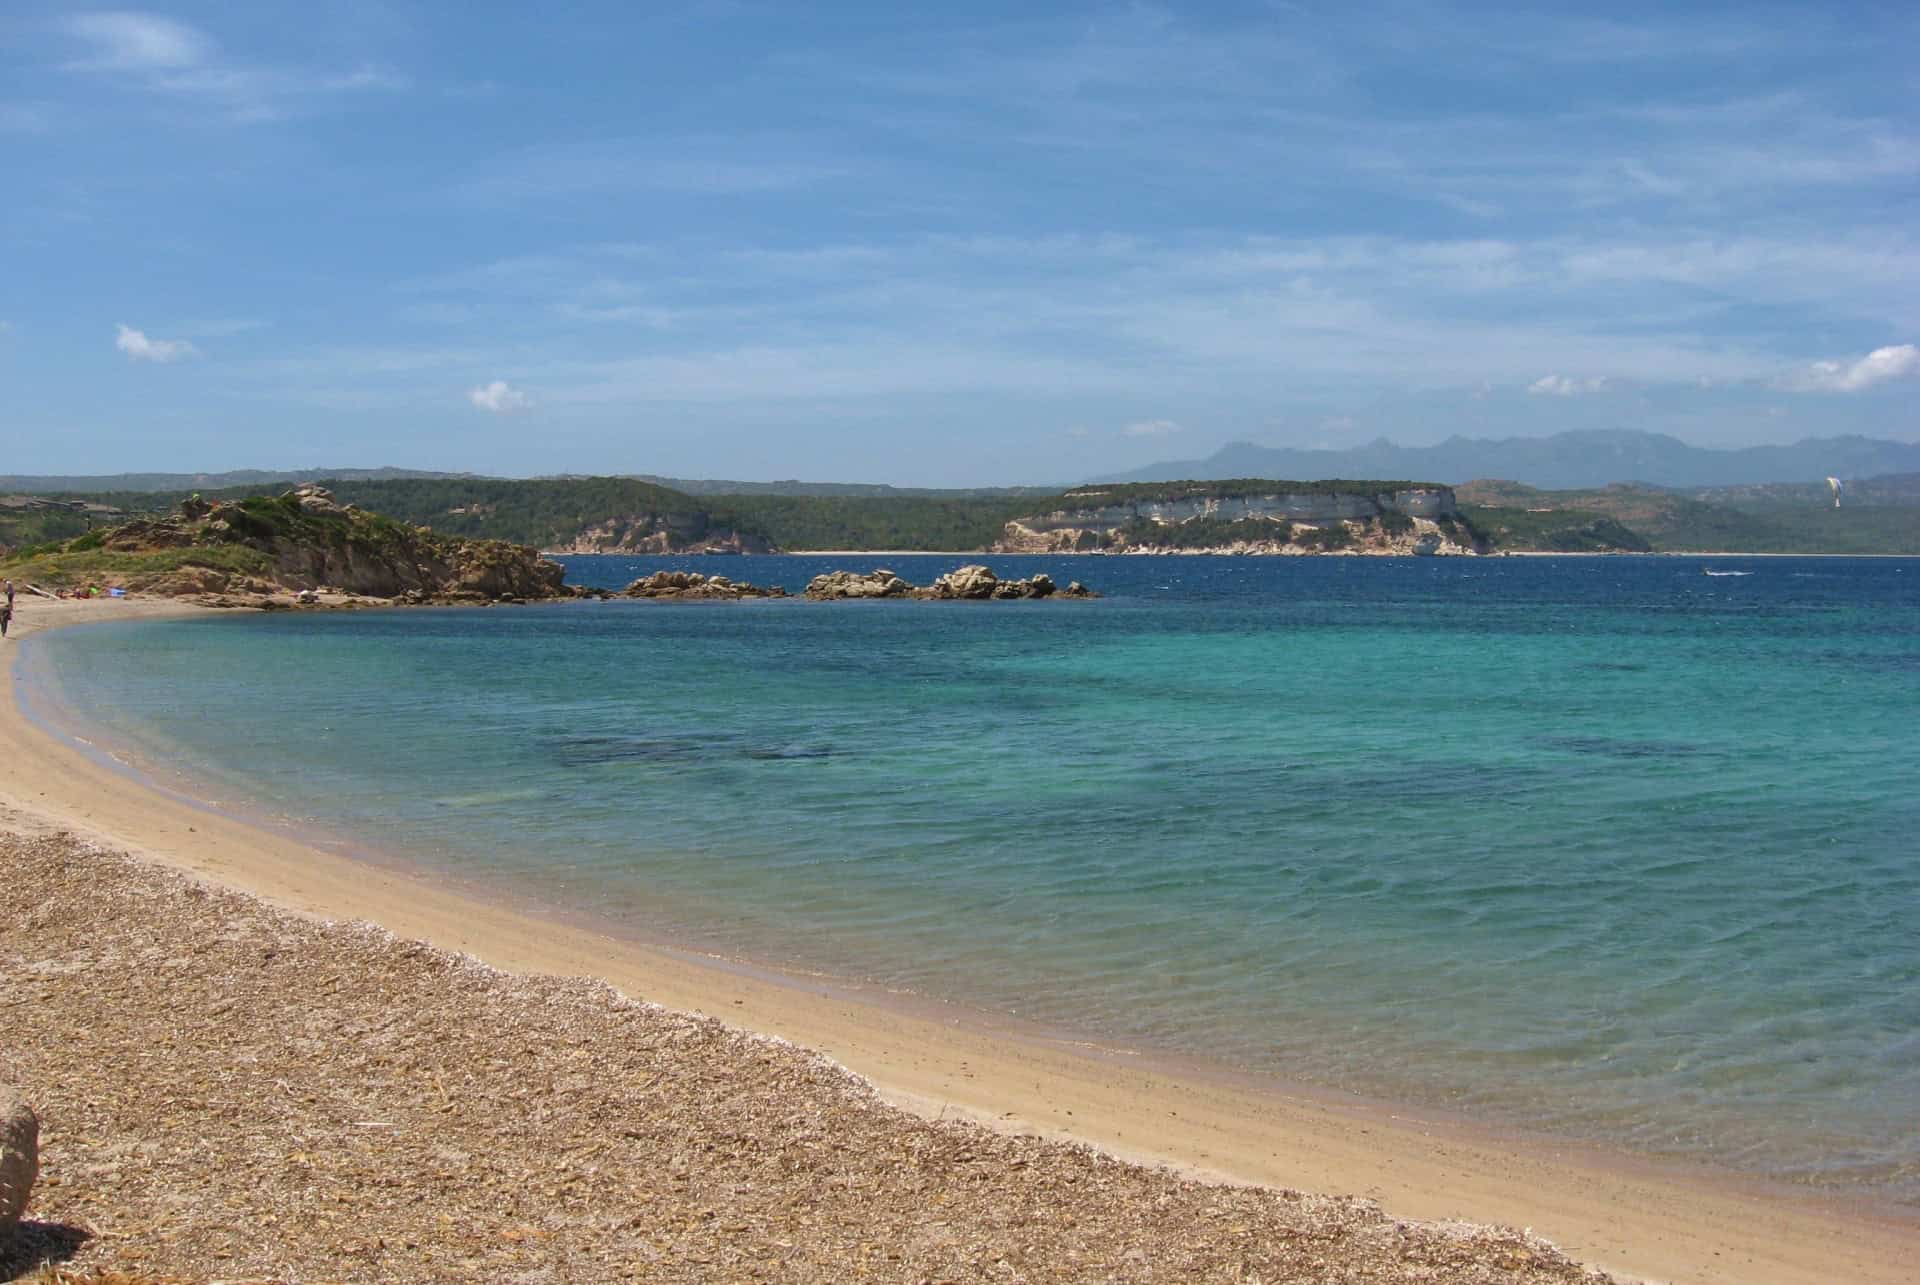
[
  {"xmin": 7, "ymin": 477, "xmax": 1470, "ymax": 555},
  {"xmin": 7, "ymin": 476, "xmax": 1027, "ymax": 555},
  {"xmin": 300, "ymin": 478, "xmax": 1032, "ymax": 552}
]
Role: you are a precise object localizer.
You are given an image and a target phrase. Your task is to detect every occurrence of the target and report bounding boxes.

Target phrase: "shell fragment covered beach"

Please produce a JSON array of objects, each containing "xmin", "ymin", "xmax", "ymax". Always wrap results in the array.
[{"xmin": 0, "ymin": 827, "xmax": 1604, "ymax": 1284}]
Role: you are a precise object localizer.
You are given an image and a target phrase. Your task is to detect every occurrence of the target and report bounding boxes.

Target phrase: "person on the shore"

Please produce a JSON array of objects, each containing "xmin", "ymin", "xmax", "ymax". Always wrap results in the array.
[{"xmin": 1, "ymin": 600, "xmax": 10, "ymax": 638}]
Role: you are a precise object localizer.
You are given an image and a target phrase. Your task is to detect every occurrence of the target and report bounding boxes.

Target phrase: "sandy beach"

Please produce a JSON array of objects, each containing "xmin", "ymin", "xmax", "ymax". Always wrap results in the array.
[{"xmin": 3, "ymin": 598, "xmax": 1917, "ymax": 1283}]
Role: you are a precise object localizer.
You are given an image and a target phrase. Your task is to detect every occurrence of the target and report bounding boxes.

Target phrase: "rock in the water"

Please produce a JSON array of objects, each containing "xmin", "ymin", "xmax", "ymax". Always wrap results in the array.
[
  {"xmin": 0, "ymin": 1088, "xmax": 38, "ymax": 1235},
  {"xmin": 804, "ymin": 566, "xmax": 1095, "ymax": 601},
  {"xmin": 928, "ymin": 564, "xmax": 999, "ymax": 600},
  {"xmin": 624, "ymin": 570, "xmax": 787, "ymax": 600},
  {"xmin": 802, "ymin": 569, "xmax": 912, "ymax": 600}
]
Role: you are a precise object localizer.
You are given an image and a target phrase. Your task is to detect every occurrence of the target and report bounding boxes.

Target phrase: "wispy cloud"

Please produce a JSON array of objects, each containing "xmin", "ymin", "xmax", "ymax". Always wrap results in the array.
[
  {"xmin": 1527, "ymin": 375, "xmax": 1612, "ymax": 397},
  {"xmin": 115, "ymin": 323, "xmax": 196, "ymax": 363},
  {"xmin": 58, "ymin": 10, "xmax": 407, "ymax": 121},
  {"xmin": 1121, "ymin": 418, "xmax": 1181, "ymax": 437},
  {"xmin": 1780, "ymin": 344, "xmax": 1920, "ymax": 393},
  {"xmin": 63, "ymin": 12, "xmax": 211, "ymax": 71},
  {"xmin": 469, "ymin": 380, "xmax": 533, "ymax": 413},
  {"xmin": 354, "ymin": 225, "xmax": 1920, "ymax": 415}
]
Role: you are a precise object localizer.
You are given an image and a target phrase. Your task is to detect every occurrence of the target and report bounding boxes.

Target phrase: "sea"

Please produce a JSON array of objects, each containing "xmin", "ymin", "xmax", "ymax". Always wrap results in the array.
[{"xmin": 19, "ymin": 553, "xmax": 1920, "ymax": 1204}]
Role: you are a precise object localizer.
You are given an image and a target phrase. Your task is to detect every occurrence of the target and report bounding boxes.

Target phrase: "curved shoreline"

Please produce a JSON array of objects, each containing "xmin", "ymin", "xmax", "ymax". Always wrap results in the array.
[{"xmin": 4, "ymin": 599, "xmax": 1918, "ymax": 1283}]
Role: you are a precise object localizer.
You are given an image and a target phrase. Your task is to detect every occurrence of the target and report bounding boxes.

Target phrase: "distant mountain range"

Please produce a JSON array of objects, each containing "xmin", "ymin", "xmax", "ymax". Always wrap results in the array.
[{"xmin": 1096, "ymin": 431, "xmax": 1920, "ymax": 491}]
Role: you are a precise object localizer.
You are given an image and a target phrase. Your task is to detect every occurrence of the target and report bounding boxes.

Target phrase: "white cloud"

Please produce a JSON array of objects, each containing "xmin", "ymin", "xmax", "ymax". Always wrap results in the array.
[
  {"xmin": 1781, "ymin": 344, "xmax": 1920, "ymax": 393},
  {"xmin": 1527, "ymin": 374, "xmax": 1612, "ymax": 396},
  {"xmin": 469, "ymin": 379, "xmax": 533, "ymax": 413},
  {"xmin": 115, "ymin": 323, "xmax": 196, "ymax": 363},
  {"xmin": 63, "ymin": 12, "xmax": 212, "ymax": 71},
  {"xmin": 1121, "ymin": 418, "xmax": 1181, "ymax": 437}
]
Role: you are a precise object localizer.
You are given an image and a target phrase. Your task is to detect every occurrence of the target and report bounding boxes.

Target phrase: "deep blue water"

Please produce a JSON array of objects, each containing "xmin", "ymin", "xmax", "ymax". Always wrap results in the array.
[{"xmin": 24, "ymin": 554, "xmax": 1920, "ymax": 1200}]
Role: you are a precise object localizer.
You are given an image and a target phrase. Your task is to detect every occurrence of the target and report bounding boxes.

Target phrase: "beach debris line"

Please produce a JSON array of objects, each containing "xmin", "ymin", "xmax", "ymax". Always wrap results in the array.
[{"xmin": 804, "ymin": 564, "xmax": 1097, "ymax": 600}]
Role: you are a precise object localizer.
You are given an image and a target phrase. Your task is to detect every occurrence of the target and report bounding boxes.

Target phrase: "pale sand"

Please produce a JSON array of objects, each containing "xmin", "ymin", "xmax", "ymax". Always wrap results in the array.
[{"xmin": 4, "ymin": 597, "xmax": 1916, "ymax": 1283}]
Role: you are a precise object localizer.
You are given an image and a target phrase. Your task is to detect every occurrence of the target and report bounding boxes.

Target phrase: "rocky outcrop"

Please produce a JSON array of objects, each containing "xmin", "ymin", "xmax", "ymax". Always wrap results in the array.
[
  {"xmin": 623, "ymin": 570, "xmax": 788, "ymax": 600},
  {"xmin": 49, "ymin": 488, "xmax": 570, "ymax": 603},
  {"xmin": 924, "ymin": 565, "xmax": 1071, "ymax": 599},
  {"xmin": 0, "ymin": 1087, "xmax": 37, "ymax": 1235},
  {"xmin": 802, "ymin": 569, "xmax": 914, "ymax": 600},
  {"xmin": 996, "ymin": 486, "xmax": 1482, "ymax": 555},
  {"xmin": 805, "ymin": 566, "xmax": 1096, "ymax": 601}
]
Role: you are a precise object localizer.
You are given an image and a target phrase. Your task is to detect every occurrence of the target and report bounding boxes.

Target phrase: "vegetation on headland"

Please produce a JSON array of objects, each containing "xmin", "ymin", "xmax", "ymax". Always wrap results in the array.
[
  {"xmin": 1460, "ymin": 507, "xmax": 1653, "ymax": 554},
  {"xmin": 1, "ymin": 541, "xmax": 274, "ymax": 587}
]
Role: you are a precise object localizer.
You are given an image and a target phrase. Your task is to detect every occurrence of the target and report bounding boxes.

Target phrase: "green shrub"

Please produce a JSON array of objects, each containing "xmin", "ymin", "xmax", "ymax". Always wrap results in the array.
[{"xmin": 1292, "ymin": 524, "xmax": 1355, "ymax": 551}]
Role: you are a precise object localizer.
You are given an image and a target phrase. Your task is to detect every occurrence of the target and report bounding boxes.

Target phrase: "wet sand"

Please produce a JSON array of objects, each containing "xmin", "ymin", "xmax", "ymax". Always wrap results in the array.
[{"xmin": 3, "ymin": 596, "xmax": 1916, "ymax": 1282}]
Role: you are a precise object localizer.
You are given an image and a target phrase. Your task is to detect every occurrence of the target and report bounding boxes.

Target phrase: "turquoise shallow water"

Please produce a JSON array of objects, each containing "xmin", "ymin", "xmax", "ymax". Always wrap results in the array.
[{"xmin": 22, "ymin": 554, "xmax": 1920, "ymax": 1201}]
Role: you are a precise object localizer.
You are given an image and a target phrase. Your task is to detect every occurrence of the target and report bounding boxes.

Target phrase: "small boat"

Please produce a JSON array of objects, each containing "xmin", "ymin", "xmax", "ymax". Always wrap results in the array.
[{"xmin": 1703, "ymin": 568, "xmax": 1753, "ymax": 577}]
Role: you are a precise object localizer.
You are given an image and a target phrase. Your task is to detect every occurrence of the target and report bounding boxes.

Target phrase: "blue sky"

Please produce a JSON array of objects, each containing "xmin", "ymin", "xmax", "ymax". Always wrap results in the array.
[{"xmin": 3, "ymin": 2, "xmax": 1916, "ymax": 484}]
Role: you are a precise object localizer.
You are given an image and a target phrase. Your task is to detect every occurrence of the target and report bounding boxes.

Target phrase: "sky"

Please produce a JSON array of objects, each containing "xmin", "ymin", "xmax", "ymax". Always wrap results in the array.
[{"xmin": 2, "ymin": 1, "xmax": 1916, "ymax": 485}]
